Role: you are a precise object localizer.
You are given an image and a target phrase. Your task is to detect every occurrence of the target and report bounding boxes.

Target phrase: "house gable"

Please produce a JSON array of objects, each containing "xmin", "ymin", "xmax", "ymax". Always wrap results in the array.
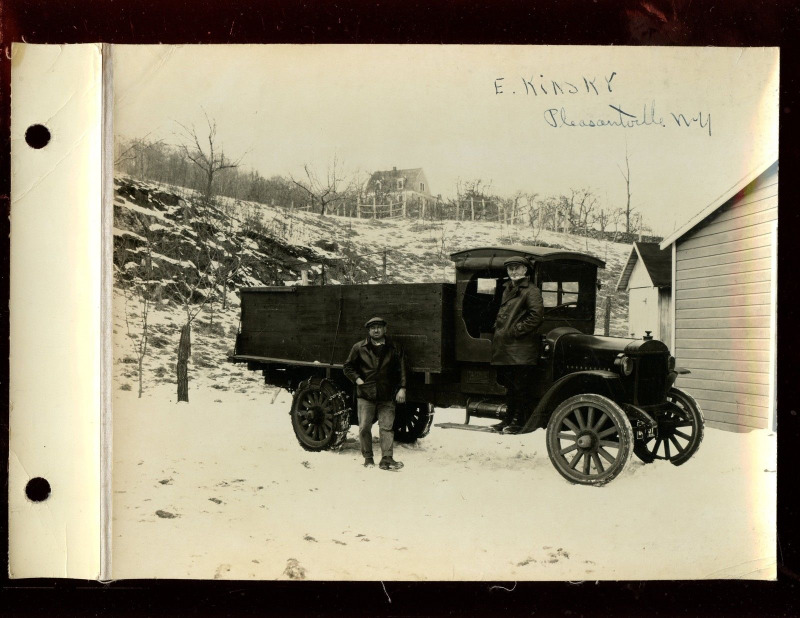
[
  {"xmin": 616, "ymin": 241, "xmax": 671, "ymax": 291},
  {"xmin": 366, "ymin": 167, "xmax": 431, "ymax": 198}
]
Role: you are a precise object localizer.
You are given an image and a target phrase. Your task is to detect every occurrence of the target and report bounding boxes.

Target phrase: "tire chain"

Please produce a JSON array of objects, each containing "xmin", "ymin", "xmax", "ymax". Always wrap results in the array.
[{"xmin": 292, "ymin": 377, "xmax": 350, "ymax": 452}]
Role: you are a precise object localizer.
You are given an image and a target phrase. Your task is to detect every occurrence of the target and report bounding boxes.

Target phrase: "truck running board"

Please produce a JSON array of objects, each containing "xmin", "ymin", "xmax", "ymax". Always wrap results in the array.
[{"xmin": 434, "ymin": 422, "xmax": 498, "ymax": 433}]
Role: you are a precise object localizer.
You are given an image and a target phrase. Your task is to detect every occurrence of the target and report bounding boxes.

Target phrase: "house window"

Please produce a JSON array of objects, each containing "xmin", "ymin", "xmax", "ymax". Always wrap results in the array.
[
  {"xmin": 420, "ymin": 182, "xmax": 425, "ymax": 192},
  {"xmin": 397, "ymin": 179, "xmax": 404, "ymax": 190}
]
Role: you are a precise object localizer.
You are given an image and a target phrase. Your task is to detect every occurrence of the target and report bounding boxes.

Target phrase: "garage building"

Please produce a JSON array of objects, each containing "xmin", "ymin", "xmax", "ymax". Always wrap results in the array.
[{"xmin": 659, "ymin": 160, "xmax": 778, "ymax": 432}]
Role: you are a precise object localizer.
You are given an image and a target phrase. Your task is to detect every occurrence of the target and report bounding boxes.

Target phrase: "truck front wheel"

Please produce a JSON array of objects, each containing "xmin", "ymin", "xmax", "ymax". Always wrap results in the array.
[
  {"xmin": 393, "ymin": 402, "xmax": 434, "ymax": 443},
  {"xmin": 290, "ymin": 378, "xmax": 350, "ymax": 452},
  {"xmin": 546, "ymin": 394, "xmax": 633, "ymax": 486},
  {"xmin": 633, "ymin": 387, "xmax": 704, "ymax": 466}
]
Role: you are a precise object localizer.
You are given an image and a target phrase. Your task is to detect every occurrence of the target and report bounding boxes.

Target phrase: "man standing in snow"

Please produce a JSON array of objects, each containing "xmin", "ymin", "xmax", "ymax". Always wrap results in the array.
[
  {"xmin": 343, "ymin": 317, "xmax": 407, "ymax": 470},
  {"xmin": 491, "ymin": 256, "xmax": 544, "ymax": 434}
]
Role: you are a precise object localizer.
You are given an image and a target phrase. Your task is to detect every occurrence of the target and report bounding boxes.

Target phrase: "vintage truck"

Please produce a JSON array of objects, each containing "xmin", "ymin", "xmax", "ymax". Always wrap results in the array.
[{"xmin": 229, "ymin": 245, "xmax": 704, "ymax": 485}]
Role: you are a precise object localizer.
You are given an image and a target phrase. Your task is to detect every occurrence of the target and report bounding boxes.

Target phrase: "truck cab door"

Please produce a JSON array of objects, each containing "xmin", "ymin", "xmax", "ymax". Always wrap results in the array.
[{"xmin": 454, "ymin": 274, "xmax": 503, "ymax": 362}]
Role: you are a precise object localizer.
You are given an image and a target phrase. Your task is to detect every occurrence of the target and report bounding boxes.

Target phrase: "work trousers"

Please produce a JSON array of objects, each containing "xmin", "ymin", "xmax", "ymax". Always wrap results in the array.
[
  {"xmin": 357, "ymin": 398, "xmax": 395, "ymax": 459},
  {"xmin": 496, "ymin": 365, "xmax": 538, "ymax": 425}
]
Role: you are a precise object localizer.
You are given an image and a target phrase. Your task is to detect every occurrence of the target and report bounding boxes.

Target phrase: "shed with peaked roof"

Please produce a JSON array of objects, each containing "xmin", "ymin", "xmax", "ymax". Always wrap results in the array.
[
  {"xmin": 659, "ymin": 159, "xmax": 778, "ymax": 432},
  {"xmin": 616, "ymin": 241, "xmax": 672, "ymax": 343}
]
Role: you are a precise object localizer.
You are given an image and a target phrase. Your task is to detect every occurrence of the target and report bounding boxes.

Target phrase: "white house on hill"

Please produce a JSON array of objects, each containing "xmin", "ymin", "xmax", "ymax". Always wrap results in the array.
[
  {"xmin": 659, "ymin": 159, "xmax": 778, "ymax": 432},
  {"xmin": 365, "ymin": 167, "xmax": 432, "ymax": 202},
  {"xmin": 616, "ymin": 242, "xmax": 672, "ymax": 342}
]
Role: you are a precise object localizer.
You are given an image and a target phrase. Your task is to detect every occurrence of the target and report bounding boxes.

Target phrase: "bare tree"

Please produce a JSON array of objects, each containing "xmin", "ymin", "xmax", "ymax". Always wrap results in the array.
[
  {"xmin": 290, "ymin": 156, "xmax": 357, "ymax": 216},
  {"xmin": 619, "ymin": 144, "xmax": 634, "ymax": 233},
  {"xmin": 119, "ymin": 213, "xmax": 157, "ymax": 398},
  {"xmin": 178, "ymin": 111, "xmax": 243, "ymax": 205}
]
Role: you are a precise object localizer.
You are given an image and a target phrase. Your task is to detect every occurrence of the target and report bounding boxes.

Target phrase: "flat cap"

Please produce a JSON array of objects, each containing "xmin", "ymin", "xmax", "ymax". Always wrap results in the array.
[
  {"xmin": 503, "ymin": 256, "xmax": 533, "ymax": 269},
  {"xmin": 364, "ymin": 316, "xmax": 388, "ymax": 328}
]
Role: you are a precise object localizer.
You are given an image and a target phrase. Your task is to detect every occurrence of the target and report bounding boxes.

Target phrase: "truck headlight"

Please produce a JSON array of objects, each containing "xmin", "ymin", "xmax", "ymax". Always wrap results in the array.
[{"xmin": 615, "ymin": 354, "xmax": 634, "ymax": 376}]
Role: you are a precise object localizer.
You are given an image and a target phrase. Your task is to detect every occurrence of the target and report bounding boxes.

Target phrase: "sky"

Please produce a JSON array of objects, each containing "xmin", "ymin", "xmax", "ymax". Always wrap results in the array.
[{"xmin": 113, "ymin": 45, "xmax": 779, "ymax": 235}]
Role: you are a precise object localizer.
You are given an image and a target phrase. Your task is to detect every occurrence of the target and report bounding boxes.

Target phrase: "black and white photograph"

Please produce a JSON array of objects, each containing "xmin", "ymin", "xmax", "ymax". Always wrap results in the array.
[{"xmin": 109, "ymin": 44, "xmax": 778, "ymax": 580}]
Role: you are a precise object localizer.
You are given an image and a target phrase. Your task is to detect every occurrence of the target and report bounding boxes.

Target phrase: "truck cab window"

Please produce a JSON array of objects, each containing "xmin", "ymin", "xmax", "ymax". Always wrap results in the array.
[
  {"xmin": 462, "ymin": 275, "xmax": 503, "ymax": 338},
  {"xmin": 541, "ymin": 281, "xmax": 580, "ymax": 307},
  {"xmin": 538, "ymin": 262, "xmax": 595, "ymax": 319}
]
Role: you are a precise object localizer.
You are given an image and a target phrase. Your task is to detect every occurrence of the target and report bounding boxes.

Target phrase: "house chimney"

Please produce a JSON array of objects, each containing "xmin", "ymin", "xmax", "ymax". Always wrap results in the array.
[{"xmin": 393, "ymin": 166, "xmax": 397, "ymax": 172}]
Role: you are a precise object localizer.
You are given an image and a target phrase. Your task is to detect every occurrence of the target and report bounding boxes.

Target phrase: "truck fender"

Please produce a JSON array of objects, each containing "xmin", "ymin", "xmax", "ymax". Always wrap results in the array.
[{"xmin": 522, "ymin": 370, "xmax": 625, "ymax": 433}]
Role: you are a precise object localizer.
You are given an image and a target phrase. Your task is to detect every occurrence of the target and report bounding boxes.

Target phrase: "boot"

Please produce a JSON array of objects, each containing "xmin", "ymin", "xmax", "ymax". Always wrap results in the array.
[
  {"xmin": 379, "ymin": 457, "xmax": 404, "ymax": 471},
  {"xmin": 363, "ymin": 457, "xmax": 375, "ymax": 467},
  {"xmin": 502, "ymin": 423, "xmax": 522, "ymax": 435}
]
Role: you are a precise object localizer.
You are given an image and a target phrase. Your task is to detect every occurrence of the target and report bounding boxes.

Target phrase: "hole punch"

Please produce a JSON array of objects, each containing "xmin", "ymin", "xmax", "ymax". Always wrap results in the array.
[
  {"xmin": 25, "ymin": 477, "xmax": 51, "ymax": 502},
  {"xmin": 25, "ymin": 124, "xmax": 51, "ymax": 149}
]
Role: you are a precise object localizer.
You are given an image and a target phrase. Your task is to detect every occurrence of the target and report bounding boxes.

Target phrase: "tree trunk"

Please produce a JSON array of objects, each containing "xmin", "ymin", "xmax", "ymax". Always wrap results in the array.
[
  {"xmin": 138, "ymin": 355, "xmax": 144, "ymax": 399},
  {"xmin": 177, "ymin": 322, "xmax": 191, "ymax": 402}
]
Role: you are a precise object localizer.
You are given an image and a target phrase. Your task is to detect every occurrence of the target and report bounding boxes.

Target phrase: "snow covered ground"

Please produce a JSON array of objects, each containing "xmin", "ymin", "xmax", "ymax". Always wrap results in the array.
[
  {"xmin": 111, "ymin": 379, "xmax": 776, "ymax": 581},
  {"xmin": 111, "ymin": 179, "xmax": 774, "ymax": 581}
]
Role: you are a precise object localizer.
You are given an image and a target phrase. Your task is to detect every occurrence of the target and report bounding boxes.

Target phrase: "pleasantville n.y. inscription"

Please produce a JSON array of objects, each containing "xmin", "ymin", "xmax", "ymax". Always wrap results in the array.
[{"xmin": 493, "ymin": 74, "xmax": 711, "ymax": 135}]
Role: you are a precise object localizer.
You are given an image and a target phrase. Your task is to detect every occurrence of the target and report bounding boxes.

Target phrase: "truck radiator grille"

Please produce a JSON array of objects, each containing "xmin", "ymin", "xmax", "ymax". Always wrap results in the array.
[{"xmin": 635, "ymin": 355, "xmax": 667, "ymax": 405}]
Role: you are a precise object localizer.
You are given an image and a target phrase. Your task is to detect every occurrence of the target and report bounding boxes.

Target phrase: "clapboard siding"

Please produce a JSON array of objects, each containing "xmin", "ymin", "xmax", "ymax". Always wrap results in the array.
[
  {"xmin": 677, "ymin": 337, "xmax": 770, "ymax": 350},
  {"xmin": 676, "ymin": 268, "xmax": 771, "ymax": 290},
  {"xmin": 676, "ymin": 304, "xmax": 771, "ymax": 319},
  {"xmin": 679, "ymin": 367, "xmax": 770, "ymax": 385},
  {"xmin": 677, "ymin": 348, "xmax": 771, "ymax": 363},
  {"xmin": 675, "ymin": 327, "xmax": 770, "ymax": 339},
  {"xmin": 675, "ymin": 384, "xmax": 770, "ymax": 409},
  {"xmin": 673, "ymin": 162, "xmax": 777, "ymax": 431},
  {"xmin": 675, "ymin": 280, "xmax": 770, "ymax": 300},
  {"xmin": 675, "ymin": 292, "xmax": 771, "ymax": 310},
  {"xmin": 677, "ymin": 220, "xmax": 774, "ymax": 251},
  {"xmin": 678, "ymin": 256, "xmax": 771, "ymax": 280},
  {"xmin": 677, "ymin": 245, "xmax": 771, "ymax": 270},
  {"xmin": 678, "ymin": 358, "xmax": 769, "ymax": 373},
  {"xmin": 676, "ymin": 233, "xmax": 772, "ymax": 261},
  {"xmin": 676, "ymin": 316, "xmax": 767, "ymax": 329}
]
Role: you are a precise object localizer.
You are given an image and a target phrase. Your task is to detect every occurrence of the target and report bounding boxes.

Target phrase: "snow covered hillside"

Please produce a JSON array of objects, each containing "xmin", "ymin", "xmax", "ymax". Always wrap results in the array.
[{"xmin": 113, "ymin": 174, "xmax": 632, "ymax": 392}]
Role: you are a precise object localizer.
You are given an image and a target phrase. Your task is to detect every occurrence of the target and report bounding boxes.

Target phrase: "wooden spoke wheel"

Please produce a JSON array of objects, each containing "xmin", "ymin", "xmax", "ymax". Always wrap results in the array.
[
  {"xmin": 290, "ymin": 378, "xmax": 350, "ymax": 452},
  {"xmin": 546, "ymin": 394, "xmax": 633, "ymax": 486},
  {"xmin": 634, "ymin": 387, "xmax": 704, "ymax": 466},
  {"xmin": 393, "ymin": 402, "xmax": 434, "ymax": 443}
]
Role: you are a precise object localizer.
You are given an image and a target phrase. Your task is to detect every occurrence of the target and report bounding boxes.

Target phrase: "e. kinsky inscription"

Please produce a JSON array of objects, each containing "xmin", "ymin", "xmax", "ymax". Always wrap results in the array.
[{"xmin": 493, "ymin": 73, "xmax": 711, "ymax": 135}]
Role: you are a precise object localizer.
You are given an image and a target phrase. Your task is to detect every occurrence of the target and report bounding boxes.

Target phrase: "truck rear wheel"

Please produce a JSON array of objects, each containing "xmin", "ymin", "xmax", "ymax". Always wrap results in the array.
[
  {"xmin": 290, "ymin": 378, "xmax": 350, "ymax": 452},
  {"xmin": 546, "ymin": 394, "xmax": 633, "ymax": 486},
  {"xmin": 633, "ymin": 387, "xmax": 704, "ymax": 466},
  {"xmin": 393, "ymin": 402, "xmax": 434, "ymax": 443}
]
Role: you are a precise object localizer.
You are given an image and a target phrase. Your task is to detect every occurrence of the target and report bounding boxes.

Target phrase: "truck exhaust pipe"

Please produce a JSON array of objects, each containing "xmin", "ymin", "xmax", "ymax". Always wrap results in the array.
[{"xmin": 466, "ymin": 398, "xmax": 507, "ymax": 422}]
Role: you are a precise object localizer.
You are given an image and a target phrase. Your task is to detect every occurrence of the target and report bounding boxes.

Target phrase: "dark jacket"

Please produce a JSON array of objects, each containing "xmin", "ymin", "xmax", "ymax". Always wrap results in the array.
[
  {"xmin": 491, "ymin": 276, "xmax": 544, "ymax": 366},
  {"xmin": 343, "ymin": 335, "xmax": 407, "ymax": 402}
]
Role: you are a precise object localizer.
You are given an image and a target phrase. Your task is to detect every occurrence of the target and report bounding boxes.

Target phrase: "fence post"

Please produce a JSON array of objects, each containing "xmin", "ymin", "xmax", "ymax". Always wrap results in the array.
[
  {"xmin": 603, "ymin": 296, "xmax": 612, "ymax": 336},
  {"xmin": 402, "ymin": 193, "xmax": 407, "ymax": 218},
  {"xmin": 471, "ymin": 197, "xmax": 474, "ymax": 221},
  {"xmin": 372, "ymin": 195, "xmax": 376, "ymax": 219},
  {"xmin": 357, "ymin": 197, "xmax": 361, "ymax": 219},
  {"xmin": 382, "ymin": 250, "xmax": 387, "ymax": 282}
]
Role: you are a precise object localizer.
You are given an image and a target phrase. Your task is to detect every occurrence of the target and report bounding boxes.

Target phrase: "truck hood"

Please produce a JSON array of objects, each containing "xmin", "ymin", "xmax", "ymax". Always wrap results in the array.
[{"xmin": 545, "ymin": 327, "xmax": 669, "ymax": 372}]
